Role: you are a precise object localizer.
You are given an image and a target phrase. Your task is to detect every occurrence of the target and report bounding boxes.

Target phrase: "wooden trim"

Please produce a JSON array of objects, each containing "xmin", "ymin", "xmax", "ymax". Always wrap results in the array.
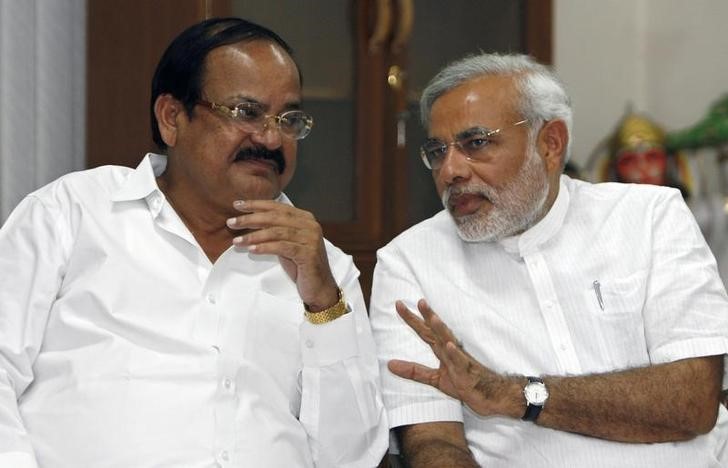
[
  {"xmin": 525, "ymin": 0, "xmax": 553, "ymax": 65},
  {"xmin": 86, "ymin": 0, "xmax": 231, "ymax": 169},
  {"xmin": 321, "ymin": 0, "xmax": 386, "ymax": 246},
  {"xmin": 206, "ymin": 0, "xmax": 232, "ymax": 18}
]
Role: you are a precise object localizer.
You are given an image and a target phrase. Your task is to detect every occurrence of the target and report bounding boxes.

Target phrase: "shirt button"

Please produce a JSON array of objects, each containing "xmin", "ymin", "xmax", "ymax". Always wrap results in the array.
[
  {"xmin": 305, "ymin": 339, "xmax": 314, "ymax": 348},
  {"xmin": 220, "ymin": 450, "xmax": 230, "ymax": 462},
  {"xmin": 223, "ymin": 378, "xmax": 233, "ymax": 390},
  {"xmin": 560, "ymin": 344, "xmax": 567, "ymax": 351},
  {"xmin": 206, "ymin": 293, "xmax": 217, "ymax": 304}
]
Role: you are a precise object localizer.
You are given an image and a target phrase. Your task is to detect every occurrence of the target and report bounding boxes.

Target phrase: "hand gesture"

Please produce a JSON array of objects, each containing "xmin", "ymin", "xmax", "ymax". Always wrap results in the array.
[
  {"xmin": 227, "ymin": 200, "xmax": 338, "ymax": 310},
  {"xmin": 388, "ymin": 299, "xmax": 519, "ymax": 417}
]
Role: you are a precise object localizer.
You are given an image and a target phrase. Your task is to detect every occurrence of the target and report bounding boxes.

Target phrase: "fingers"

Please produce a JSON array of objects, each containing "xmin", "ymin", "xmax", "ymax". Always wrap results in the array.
[
  {"xmin": 395, "ymin": 301, "xmax": 438, "ymax": 346},
  {"xmin": 417, "ymin": 299, "xmax": 460, "ymax": 348},
  {"xmin": 397, "ymin": 300, "xmax": 463, "ymax": 370},
  {"xmin": 228, "ymin": 200, "xmax": 318, "ymax": 233},
  {"xmin": 388, "ymin": 359, "xmax": 439, "ymax": 387},
  {"xmin": 228, "ymin": 200, "xmax": 336, "ymax": 306},
  {"xmin": 227, "ymin": 200, "xmax": 323, "ymax": 256},
  {"xmin": 443, "ymin": 341, "xmax": 472, "ymax": 375},
  {"xmin": 401, "ymin": 299, "xmax": 460, "ymax": 356}
]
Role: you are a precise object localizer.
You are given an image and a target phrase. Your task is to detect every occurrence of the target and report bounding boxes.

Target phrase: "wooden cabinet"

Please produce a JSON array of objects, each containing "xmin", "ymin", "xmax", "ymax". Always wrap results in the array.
[
  {"xmin": 87, "ymin": 0, "xmax": 552, "ymax": 299},
  {"xmin": 86, "ymin": 0, "xmax": 231, "ymax": 169}
]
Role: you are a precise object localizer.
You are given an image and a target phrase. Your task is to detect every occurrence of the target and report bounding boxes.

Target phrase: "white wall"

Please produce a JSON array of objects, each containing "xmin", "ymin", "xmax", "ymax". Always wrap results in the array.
[{"xmin": 554, "ymin": 0, "xmax": 728, "ymax": 169}]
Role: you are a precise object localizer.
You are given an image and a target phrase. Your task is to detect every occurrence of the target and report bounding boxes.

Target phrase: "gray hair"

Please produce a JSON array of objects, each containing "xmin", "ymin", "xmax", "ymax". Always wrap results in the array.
[{"xmin": 420, "ymin": 53, "xmax": 573, "ymax": 162}]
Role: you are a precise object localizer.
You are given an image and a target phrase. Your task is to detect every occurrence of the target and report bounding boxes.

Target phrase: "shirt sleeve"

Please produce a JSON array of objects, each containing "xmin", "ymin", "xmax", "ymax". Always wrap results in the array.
[
  {"xmin": 0, "ymin": 194, "xmax": 68, "ymax": 466},
  {"xmin": 368, "ymin": 242, "xmax": 463, "ymax": 429},
  {"xmin": 297, "ymin": 250, "xmax": 389, "ymax": 468},
  {"xmin": 643, "ymin": 189, "xmax": 728, "ymax": 387}
]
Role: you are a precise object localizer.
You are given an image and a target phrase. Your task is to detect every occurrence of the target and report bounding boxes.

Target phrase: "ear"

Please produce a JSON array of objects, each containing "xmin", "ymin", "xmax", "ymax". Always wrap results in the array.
[
  {"xmin": 154, "ymin": 94, "xmax": 184, "ymax": 148},
  {"xmin": 537, "ymin": 119, "xmax": 569, "ymax": 173}
]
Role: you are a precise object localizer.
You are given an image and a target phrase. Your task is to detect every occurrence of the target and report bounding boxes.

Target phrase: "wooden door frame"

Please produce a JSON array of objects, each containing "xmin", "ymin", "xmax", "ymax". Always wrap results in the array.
[{"xmin": 86, "ymin": 0, "xmax": 231, "ymax": 169}]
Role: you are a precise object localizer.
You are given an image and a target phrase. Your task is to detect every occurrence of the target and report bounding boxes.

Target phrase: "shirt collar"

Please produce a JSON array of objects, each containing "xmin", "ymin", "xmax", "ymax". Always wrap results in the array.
[
  {"xmin": 109, "ymin": 152, "xmax": 294, "ymax": 210},
  {"xmin": 498, "ymin": 175, "xmax": 570, "ymax": 257},
  {"xmin": 110, "ymin": 153, "xmax": 167, "ymax": 203}
]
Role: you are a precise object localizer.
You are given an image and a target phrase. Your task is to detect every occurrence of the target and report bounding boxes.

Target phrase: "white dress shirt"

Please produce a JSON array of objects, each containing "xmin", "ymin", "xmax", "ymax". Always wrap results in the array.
[
  {"xmin": 370, "ymin": 176, "xmax": 728, "ymax": 467},
  {"xmin": 0, "ymin": 153, "xmax": 388, "ymax": 468}
]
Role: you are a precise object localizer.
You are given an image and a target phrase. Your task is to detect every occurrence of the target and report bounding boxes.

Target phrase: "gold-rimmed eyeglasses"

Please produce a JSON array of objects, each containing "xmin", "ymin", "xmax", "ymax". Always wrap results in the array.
[
  {"xmin": 197, "ymin": 99, "xmax": 314, "ymax": 140},
  {"xmin": 420, "ymin": 119, "xmax": 528, "ymax": 170}
]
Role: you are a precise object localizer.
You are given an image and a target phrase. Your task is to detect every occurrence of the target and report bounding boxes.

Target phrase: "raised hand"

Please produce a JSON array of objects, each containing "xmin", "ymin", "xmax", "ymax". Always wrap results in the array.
[
  {"xmin": 227, "ymin": 199, "xmax": 338, "ymax": 311},
  {"xmin": 388, "ymin": 299, "xmax": 521, "ymax": 417}
]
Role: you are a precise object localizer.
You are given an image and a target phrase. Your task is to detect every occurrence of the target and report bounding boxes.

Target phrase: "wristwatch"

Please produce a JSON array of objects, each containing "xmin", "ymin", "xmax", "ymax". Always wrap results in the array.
[
  {"xmin": 303, "ymin": 288, "xmax": 349, "ymax": 324},
  {"xmin": 522, "ymin": 376, "xmax": 549, "ymax": 422}
]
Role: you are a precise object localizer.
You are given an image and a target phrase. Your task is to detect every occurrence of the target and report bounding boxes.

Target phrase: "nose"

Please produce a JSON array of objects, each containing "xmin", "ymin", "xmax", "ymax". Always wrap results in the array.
[
  {"xmin": 249, "ymin": 120, "xmax": 284, "ymax": 149},
  {"xmin": 436, "ymin": 143, "xmax": 472, "ymax": 185}
]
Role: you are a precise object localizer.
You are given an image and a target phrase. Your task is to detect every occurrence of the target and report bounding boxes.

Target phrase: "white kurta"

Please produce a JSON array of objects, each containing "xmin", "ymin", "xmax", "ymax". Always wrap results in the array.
[
  {"xmin": 0, "ymin": 153, "xmax": 388, "ymax": 468},
  {"xmin": 371, "ymin": 175, "xmax": 728, "ymax": 467}
]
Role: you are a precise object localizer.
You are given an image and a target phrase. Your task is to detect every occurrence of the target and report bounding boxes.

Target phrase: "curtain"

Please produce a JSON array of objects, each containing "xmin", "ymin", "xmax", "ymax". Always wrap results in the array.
[{"xmin": 0, "ymin": 0, "xmax": 86, "ymax": 222}]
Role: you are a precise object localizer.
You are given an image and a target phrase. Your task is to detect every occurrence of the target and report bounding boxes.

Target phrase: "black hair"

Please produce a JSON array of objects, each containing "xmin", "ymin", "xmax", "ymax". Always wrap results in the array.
[{"xmin": 150, "ymin": 17, "xmax": 299, "ymax": 150}]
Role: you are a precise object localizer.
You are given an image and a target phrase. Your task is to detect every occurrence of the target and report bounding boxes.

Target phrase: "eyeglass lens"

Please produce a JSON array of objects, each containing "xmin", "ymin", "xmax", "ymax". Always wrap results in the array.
[
  {"xmin": 421, "ymin": 127, "xmax": 494, "ymax": 169},
  {"xmin": 420, "ymin": 120, "xmax": 527, "ymax": 170},
  {"xmin": 234, "ymin": 106, "xmax": 312, "ymax": 140}
]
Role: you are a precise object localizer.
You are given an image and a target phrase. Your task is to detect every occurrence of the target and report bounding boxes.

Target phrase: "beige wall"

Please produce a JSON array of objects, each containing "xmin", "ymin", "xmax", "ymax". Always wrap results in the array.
[{"xmin": 554, "ymin": 0, "xmax": 728, "ymax": 169}]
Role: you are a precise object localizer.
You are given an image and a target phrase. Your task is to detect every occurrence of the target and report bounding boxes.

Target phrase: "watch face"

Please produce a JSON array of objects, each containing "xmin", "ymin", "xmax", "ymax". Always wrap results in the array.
[{"xmin": 524, "ymin": 382, "xmax": 549, "ymax": 405}]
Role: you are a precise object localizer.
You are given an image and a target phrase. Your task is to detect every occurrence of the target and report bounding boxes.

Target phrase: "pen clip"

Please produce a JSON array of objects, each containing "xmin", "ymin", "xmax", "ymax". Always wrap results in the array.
[{"xmin": 593, "ymin": 280, "xmax": 604, "ymax": 311}]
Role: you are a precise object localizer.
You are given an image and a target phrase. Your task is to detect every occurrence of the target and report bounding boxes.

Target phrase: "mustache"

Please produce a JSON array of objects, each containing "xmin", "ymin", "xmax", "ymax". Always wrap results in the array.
[
  {"xmin": 234, "ymin": 146, "xmax": 286, "ymax": 174},
  {"xmin": 442, "ymin": 184, "xmax": 497, "ymax": 208}
]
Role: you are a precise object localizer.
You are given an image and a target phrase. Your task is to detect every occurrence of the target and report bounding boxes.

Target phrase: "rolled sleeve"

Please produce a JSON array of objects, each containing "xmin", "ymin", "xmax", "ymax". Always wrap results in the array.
[
  {"xmin": 644, "ymin": 190, "xmax": 728, "ymax": 386},
  {"xmin": 370, "ymin": 244, "xmax": 465, "ymax": 430}
]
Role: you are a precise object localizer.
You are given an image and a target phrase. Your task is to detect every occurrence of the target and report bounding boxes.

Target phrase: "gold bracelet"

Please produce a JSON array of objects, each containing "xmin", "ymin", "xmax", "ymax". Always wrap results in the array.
[{"xmin": 304, "ymin": 288, "xmax": 348, "ymax": 325}]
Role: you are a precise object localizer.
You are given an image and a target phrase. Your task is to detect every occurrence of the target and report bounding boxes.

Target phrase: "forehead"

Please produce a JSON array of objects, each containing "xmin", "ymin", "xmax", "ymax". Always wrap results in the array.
[
  {"xmin": 429, "ymin": 74, "xmax": 520, "ymax": 135},
  {"xmin": 202, "ymin": 40, "xmax": 301, "ymax": 103}
]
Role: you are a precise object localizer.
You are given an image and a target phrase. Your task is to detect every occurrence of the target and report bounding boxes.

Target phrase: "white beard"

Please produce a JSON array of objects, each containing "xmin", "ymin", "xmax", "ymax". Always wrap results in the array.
[{"xmin": 442, "ymin": 142, "xmax": 550, "ymax": 243}]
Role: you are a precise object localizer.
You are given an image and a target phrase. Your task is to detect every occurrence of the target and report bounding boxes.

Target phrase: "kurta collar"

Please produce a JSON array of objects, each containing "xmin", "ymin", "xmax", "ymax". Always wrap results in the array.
[{"xmin": 498, "ymin": 175, "xmax": 570, "ymax": 257}]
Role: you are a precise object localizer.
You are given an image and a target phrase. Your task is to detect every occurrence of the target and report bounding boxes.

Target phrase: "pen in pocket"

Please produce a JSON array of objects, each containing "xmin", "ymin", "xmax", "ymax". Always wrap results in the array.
[{"xmin": 592, "ymin": 280, "xmax": 604, "ymax": 310}]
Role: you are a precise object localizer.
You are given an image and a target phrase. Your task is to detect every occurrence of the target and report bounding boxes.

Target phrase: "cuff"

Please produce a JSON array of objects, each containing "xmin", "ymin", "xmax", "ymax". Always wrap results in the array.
[
  {"xmin": 386, "ymin": 400, "xmax": 464, "ymax": 429},
  {"xmin": 300, "ymin": 311, "xmax": 359, "ymax": 367}
]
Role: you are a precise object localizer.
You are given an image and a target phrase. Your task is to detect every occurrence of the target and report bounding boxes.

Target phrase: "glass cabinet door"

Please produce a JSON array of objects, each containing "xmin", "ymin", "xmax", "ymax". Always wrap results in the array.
[
  {"xmin": 87, "ymin": 0, "xmax": 551, "ymax": 298},
  {"xmin": 232, "ymin": 0, "xmax": 358, "ymax": 223},
  {"xmin": 226, "ymin": 0, "xmax": 549, "ymax": 297},
  {"xmin": 403, "ymin": 0, "xmax": 530, "ymax": 226}
]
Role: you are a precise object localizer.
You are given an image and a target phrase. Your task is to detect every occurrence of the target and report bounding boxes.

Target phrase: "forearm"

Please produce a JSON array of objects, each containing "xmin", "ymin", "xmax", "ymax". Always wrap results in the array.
[
  {"xmin": 534, "ymin": 355, "xmax": 723, "ymax": 442},
  {"xmin": 402, "ymin": 440, "xmax": 478, "ymax": 468},
  {"xmin": 398, "ymin": 423, "xmax": 478, "ymax": 468}
]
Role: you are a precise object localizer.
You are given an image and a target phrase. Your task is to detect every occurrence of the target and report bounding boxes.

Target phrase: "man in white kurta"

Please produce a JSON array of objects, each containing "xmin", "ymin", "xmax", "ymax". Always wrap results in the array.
[
  {"xmin": 0, "ymin": 17, "xmax": 387, "ymax": 468},
  {"xmin": 372, "ymin": 175, "xmax": 728, "ymax": 467},
  {"xmin": 369, "ymin": 53, "xmax": 728, "ymax": 467},
  {"xmin": 0, "ymin": 154, "xmax": 386, "ymax": 468}
]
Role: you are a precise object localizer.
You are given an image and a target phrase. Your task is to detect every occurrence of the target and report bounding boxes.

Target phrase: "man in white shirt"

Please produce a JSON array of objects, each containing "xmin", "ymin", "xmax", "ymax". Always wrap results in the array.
[
  {"xmin": 0, "ymin": 18, "xmax": 387, "ymax": 468},
  {"xmin": 369, "ymin": 53, "xmax": 728, "ymax": 467}
]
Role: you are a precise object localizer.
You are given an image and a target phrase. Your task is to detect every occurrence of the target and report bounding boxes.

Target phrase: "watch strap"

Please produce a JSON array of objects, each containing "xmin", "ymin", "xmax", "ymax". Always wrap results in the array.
[
  {"xmin": 522, "ymin": 376, "xmax": 546, "ymax": 422},
  {"xmin": 303, "ymin": 288, "xmax": 348, "ymax": 324}
]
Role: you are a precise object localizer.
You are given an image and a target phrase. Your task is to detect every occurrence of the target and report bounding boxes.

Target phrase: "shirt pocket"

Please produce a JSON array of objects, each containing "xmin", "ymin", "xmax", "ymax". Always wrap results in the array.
[{"xmin": 588, "ymin": 270, "xmax": 650, "ymax": 369}]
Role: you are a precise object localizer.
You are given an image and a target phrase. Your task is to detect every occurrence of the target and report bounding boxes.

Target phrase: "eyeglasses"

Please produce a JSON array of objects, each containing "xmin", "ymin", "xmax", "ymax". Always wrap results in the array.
[
  {"xmin": 420, "ymin": 119, "xmax": 528, "ymax": 170},
  {"xmin": 197, "ymin": 99, "xmax": 314, "ymax": 140}
]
